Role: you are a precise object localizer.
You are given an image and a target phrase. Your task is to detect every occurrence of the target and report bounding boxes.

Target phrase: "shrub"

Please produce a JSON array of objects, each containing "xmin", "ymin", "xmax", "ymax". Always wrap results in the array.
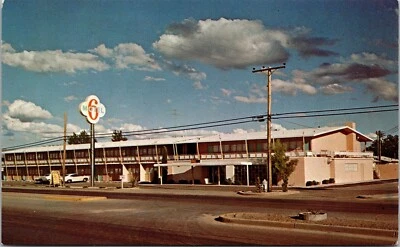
[
  {"xmin": 329, "ymin": 178, "xmax": 335, "ymax": 184},
  {"xmin": 322, "ymin": 179, "xmax": 329, "ymax": 184},
  {"xmin": 312, "ymin": 180, "xmax": 319, "ymax": 186},
  {"xmin": 306, "ymin": 181, "xmax": 313, "ymax": 186}
]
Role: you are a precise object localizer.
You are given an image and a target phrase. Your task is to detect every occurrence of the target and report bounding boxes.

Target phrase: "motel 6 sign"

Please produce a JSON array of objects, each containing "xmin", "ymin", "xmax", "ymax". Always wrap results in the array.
[{"xmin": 79, "ymin": 95, "xmax": 106, "ymax": 124}]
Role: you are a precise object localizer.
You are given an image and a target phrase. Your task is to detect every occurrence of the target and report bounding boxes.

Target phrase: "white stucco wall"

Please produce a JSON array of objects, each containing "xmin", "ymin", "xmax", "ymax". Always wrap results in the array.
[
  {"xmin": 311, "ymin": 131, "xmax": 362, "ymax": 153},
  {"xmin": 303, "ymin": 157, "xmax": 331, "ymax": 183},
  {"xmin": 287, "ymin": 157, "xmax": 330, "ymax": 186},
  {"xmin": 331, "ymin": 158, "xmax": 373, "ymax": 184}
]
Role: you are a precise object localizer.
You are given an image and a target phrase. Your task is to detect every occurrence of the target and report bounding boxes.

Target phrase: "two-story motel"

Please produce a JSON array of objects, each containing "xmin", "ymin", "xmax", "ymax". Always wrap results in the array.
[{"xmin": 2, "ymin": 122, "xmax": 374, "ymax": 186}]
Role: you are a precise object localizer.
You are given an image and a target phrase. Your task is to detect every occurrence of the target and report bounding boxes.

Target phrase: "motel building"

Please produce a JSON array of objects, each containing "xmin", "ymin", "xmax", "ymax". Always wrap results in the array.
[{"xmin": 1, "ymin": 122, "xmax": 375, "ymax": 187}]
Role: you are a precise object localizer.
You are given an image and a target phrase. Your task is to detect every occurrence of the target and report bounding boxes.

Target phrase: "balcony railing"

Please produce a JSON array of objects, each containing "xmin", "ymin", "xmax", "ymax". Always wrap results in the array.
[{"xmin": 2, "ymin": 151, "xmax": 375, "ymax": 167}]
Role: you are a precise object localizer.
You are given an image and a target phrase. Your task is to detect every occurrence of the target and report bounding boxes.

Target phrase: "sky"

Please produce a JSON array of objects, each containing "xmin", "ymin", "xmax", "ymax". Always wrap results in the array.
[{"xmin": 1, "ymin": 0, "xmax": 399, "ymax": 149}]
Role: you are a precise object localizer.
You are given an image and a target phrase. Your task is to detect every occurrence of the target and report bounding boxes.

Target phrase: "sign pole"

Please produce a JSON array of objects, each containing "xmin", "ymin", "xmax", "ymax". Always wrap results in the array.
[
  {"xmin": 80, "ymin": 95, "xmax": 106, "ymax": 188},
  {"xmin": 90, "ymin": 123, "xmax": 95, "ymax": 187}
]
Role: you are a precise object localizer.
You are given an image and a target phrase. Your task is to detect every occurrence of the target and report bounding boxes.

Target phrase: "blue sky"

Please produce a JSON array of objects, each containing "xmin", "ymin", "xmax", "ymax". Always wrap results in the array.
[{"xmin": 1, "ymin": 0, "xmax": 398, "ymax": 148}]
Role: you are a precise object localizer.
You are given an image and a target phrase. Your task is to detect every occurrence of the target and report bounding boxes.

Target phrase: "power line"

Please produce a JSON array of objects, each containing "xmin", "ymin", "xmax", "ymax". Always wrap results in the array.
[{"xmin": 2, "ymin": 104, "xmax": 398, "ymax": 151}]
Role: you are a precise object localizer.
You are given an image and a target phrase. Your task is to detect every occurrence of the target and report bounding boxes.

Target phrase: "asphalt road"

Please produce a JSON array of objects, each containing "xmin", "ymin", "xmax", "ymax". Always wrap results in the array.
[{"xmin": 2, "ymin": 182, "xmax": 398, "ymax": 245}]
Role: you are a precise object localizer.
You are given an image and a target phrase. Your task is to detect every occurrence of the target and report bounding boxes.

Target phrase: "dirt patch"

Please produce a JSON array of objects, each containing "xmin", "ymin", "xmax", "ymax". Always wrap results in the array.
[{"xmin": 224, "ymin": 212, "xmax": 398, "ymax": 230}]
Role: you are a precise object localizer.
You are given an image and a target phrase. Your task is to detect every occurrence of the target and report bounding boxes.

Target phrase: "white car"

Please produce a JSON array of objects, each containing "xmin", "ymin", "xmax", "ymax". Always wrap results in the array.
[
  {"xmin": 63, "ymin": 173, "xmax": 90, "ymax": 183},
  {"xmin": 35, "ymin": 174, "xmax": 52, "ymax": 183}
]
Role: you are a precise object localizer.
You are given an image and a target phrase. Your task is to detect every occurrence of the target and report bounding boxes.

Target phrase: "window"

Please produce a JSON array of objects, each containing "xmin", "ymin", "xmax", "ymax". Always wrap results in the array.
[
  {"xmin": 15, "ymin": 154, "xmax": 23, "ymax": 161},
  {"xmin": 5, "ymin": 155, "xmax": 13, "ymax": 161},
  {"xmin": 26, "ymin": 153, "xmax": 36, "ymax": 160},
  {"xmin": 344, "ymin": 163, "xmax": 358, "ymax": 172},
  {"xmin": 256, "ymin": 143, "xmax": 263, "ymax": 152},
  {"xmin": 49, "ymin": 152, "xmax": 60, "ymax": 159},
  {"xmin": 223, "ymin": 145, "xmax": 230, "ymax": 152}
]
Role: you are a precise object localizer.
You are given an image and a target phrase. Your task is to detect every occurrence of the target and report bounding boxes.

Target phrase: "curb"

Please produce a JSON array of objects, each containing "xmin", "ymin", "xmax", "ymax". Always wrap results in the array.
[
  {"xmin": 42, "ymin": 194, "xmax": 108, "ymax": 202},
  {"xmin": 216, "ymin": 215, "xmax": 398, "ymax": 239},
  {"xmin": 237, "ymin": 190, "xmax": 300, "ymax": 196}
]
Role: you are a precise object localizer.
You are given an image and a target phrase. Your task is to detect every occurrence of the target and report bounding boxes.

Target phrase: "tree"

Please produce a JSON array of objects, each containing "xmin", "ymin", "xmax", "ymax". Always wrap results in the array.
[
  {"xmin": 67, "ymin": 130, "xmax": 94, "ymax": 144},
  {"xmin": 111, "ymin": 130, "xmax": 128, "ymax": 142},
  {"xmin": 367, "ymin": 134, "xmax": 398, "ymax": 159},
  {"xmin": 271, "ymin": 140, "xmax": 298, "ymax": 192}
]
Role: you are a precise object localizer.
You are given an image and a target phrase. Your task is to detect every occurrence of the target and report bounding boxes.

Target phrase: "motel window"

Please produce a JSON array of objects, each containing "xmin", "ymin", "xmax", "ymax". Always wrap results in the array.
[
  {"xmin": 66, "ymin": 151, "xmax": 75, "ymax": 159},
  {"xmin": 26, "ymin": 153, "xmax": 36, "ymax": 160},
  {"xmin": 207, "ymin": 145, "xmax": 219, "ymax": 153},
  {"xmin": 49, "ymin": 152, "xmax": 60, "ymax": 159},
  {"xmin": 223, "ymin": 145, "xmax": 230, "ymax": 152},
  {"xmin": 231, "ymin": 144, "xmax": 237, "ymax": 152},
  {"xmin": 248, "ymin": 143, "xmax": 255, "ymax": 152},
  {"xmin": 15, "ymin": 154, "xmax": 23, "ymax": 161},
  {"xmin": 75, "ymin": 151, "xmax": 88, "ymax": 158},
  {"xmin": 256, "ymin": 143, "xmax": 263, "ymax": 152},
  {"xmin": 121, "ymin": 148, "xmax": 135, "ymax": 157},
  {"xmin": 106, "ymin": 148, "xmax": 119, "ymax": 157},
  {"xmin": 5, "ymin": 155, "xmax": 13, "ymax": 161},
  {"xmin": 37, "ymin": 153, "xmax": 47, "ymax": 160}
]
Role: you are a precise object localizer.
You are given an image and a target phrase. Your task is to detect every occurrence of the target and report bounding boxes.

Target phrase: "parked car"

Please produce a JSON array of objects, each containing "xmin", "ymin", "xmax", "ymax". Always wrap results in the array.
[
  {"xmin": 35, "ymin": 174, "xmax": 51, "ymax": 183},
  {"xmin": 63, "ymin": 173, "xmax": 90, "ymax": 183}
]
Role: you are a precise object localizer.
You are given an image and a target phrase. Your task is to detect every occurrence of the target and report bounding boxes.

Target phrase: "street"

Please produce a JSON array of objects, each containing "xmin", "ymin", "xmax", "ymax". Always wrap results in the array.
[{"xmin": 2, "ymin": 182, "xmax": 398, "ymax": 245}]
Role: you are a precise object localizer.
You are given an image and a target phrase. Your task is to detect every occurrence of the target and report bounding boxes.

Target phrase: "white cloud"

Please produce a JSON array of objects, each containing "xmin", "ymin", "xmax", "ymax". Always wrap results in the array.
[
  {"xmin": 363, "ymin": 78, "xmax": 399, "ymax": 102},
  {"xmin": 234, "ymin": 79, "xmax": 316, "ymax": 103},
  {"xmin": 221, "ymin": 88, "xmax": 234, "ymax": 96},
  {"xmin": 193, "ymin": 81, "xmax": 207, "ymax": 90},
  {"xmin": 347, "ymin": 52, "xmax": 396, "ymax": 69},
  {"xmin": 320, "ymin": 84, "xmax": 353, "ymax": 95},
  {"xmin": 7, "ymin": 99, "xmax": 52, "ymax": 122},
  {"xmin": 119, "ymin": 123, "xmax": 146, "ymax": 132},
  {"xmin": 64, "ymin": 95, "xmax": 78, "ymax": 102},
  {"xmin": 290, "ymin": 52, "xmax": 397, "ymax": 101},
  {"xmin": 144, "ymin": 76, "xmax": 166, "ymax": 81},
  {"xmin": 154, "ymin": 18, "xmax": 337, "ymax": 70},
  {"xmin": 272, "ymin": 79, "xmax": 317, "ymax": 95},
  {"xmin": 92, "ymin": 43, "xmax": 161, "ymax": 71},
  {"xmin": 2, "ymin": 43, "xmax": 110, "ymax": 73},
  {"xmin": 162, "ymin": 59, "xmax": 206, "ymax": 81},
  {"xmin": 2, "ymin": 113, "xmax": 81, "ymax": 139},
  {"xmin": 234, "ymin": 95, "xmax": 267, "ymax": 103},
  {"xmin": 153, "ymin": 18, "xmax": 289, "ymax": 69}
]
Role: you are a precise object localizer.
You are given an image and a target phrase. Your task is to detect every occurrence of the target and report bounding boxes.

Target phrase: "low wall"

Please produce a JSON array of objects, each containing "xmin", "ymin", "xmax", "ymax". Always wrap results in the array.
[{"xmin": 376, "ymin": 164, "xmax": 398, "ymax": 179}]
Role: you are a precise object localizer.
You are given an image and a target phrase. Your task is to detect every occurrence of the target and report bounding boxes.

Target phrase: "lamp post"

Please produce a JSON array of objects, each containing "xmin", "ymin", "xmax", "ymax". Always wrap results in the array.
[{"xmin": 252, "ymin": 63, "xmax": 286, "ymax": 192}]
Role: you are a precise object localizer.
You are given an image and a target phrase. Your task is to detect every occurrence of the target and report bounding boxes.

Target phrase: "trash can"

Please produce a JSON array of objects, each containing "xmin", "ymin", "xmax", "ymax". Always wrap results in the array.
[{"xmin": 204, "ymin": 178, "xmax": 209, "ymax": 184}]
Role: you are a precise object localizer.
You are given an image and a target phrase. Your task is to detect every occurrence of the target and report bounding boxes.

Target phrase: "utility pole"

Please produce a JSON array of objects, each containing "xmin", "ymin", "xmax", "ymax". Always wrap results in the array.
[
  {"xmin": 376, "ymin": 130, "xmax": 384, "ymax": 163},
  {"xmin": 62, "ymin": 112, "xmax": 67, "ymax": 187},
  {"xmin": 252, "ymin": 63, "xmax": 286, "ymax": 192}
]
